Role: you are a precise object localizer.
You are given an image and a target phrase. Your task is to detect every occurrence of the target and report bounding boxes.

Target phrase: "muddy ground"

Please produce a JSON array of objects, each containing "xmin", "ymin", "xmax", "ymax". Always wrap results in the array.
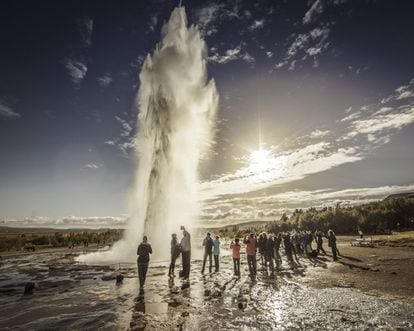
[{"xmin": 0, "ymin": 237, "xmax": 413, "ymax": 330}]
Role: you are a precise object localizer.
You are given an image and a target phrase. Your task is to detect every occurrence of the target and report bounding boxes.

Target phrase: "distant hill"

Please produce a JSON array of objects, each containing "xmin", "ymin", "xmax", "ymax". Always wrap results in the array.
[
  {"xmin": 197, "ymin": 220, "xmax": 269, "ymax": 231},
  {"xmin": 384, "ymin": 192, "xmax": 414, "ymax": 200}
]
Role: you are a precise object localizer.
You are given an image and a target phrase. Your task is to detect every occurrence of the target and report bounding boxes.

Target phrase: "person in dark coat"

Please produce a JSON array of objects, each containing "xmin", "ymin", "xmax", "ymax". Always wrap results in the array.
[
  {"xmin": 283, "ymin": 233, "xmax": 293, "ymax": 262},
  {"xmin": 327, "ymin": 230, "xmax": 338, "ymax": 261},
  {"xmin": 201, "ymin": 232, "xmax": 214, "ymax": 273},
  {"xmin": 168, "ymin": 233, "xmax": 180, "ymax": 277},
  {"xmin": 137, "ymin": 236, "xmax": 152, "ymax": 287},
  {"xmin": 315, "ymin": 231, "xmax": 326, "ymax": 255}
]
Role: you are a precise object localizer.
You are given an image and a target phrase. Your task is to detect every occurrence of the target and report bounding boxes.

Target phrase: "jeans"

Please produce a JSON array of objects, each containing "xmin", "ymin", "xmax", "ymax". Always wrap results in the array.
[
  {"xmin": 169, "ymin": 253, "xmax": 179, "ymax": 276},
  {"xmin": 138, "ymin": 262, "xmax": 149, "ymax": 287},
  {"xmin": 202, "ymin": 251, "xmax": 212, "ymax": 273},
  {"xmin": 247, "ymin": 255, "xmax": 256, "ymax": 276},
  {"xmin": 182, "ymin": 250, "xmax": 191, "ymax": 278},
  {"xmin": 331, "ymin": 246, "xmax": 338, "ymax": 261},
  {"xmin": 233, "ymin": 258, "xmax": 240, "ymax": 276},
  {"xmin": 214, "ymin": 254, "xmax": 219, "ymax": 271}
]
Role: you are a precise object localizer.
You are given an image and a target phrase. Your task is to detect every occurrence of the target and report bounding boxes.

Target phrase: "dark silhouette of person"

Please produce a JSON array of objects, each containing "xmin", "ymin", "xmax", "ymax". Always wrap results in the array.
[
  {"xmin": 137, "ymin": 235, "xmax": 152, "ymax": 288},
  {"xmin": 168, "ymin": 233, "xmax": 180, "ymax": 277},
  {"xmin": 264, "ymin": 234, "xmax": 275, "ymax": 275},
  {"xmin": 180, "ymin": 226, "xmax": 191, "ymax": 279},
  {"xmin": 274, "ymin": 233, "xmax": 282, "ymax": 266},
  {"xmin": 243, "ymin": 233, "xmax": 257, "ymax": 279},
  {"xmin": 315, "ymin": 231, "xmax": 326, "ymax": 255},
  {"xmin": 327, "ymin": 230, "xmax": 338, "ymax": 261},
  {"xmin": 213, "ymin": 235, "xmax": 221, "ymax": 272},
  {"xmin": 283, "ymin": 233, "xmax": 294, "ymax": 262},
  {"xmin": 201, "ymin": 232, "xmax": 214, "ymax": 274}
]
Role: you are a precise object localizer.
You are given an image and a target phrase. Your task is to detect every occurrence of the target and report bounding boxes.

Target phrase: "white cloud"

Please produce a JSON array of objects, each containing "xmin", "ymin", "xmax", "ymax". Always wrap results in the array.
[
  {"xmin": 303, "ymin": 0, "xmax": 324, "ymax": 25},
  {"xmin": 344, "ymin": 106, "xmax": 414, "ymax": 140},
  {"xmin": 208, "ymin": 46, "xmax": 255, "ymax": 65},
  {"xmin": 248, "ymin": 19, "xmax": 265, "ymax": 31},
  {"xmin": 83, "ymin": 163, "xmax": 101, "ymax": 170},
  {"xmin": 0, "ymin": 101, "xmax": 20, "ymax": 118},
  {"xmin": 266, "ymin": 51, "xmax": 274, "ymax": 58},
  {"xmin": 309, "ymin": 129, "xmax": 330, "ymax": 138},
  {"xmin": 64, "ymin": 59, "xmax": 87, "ymax": 84},
  {"xmin": 276, "ymin": 25, "xmax": 330, "ymax": 70},
  {"xmin": 97, "ymin": 73, "xmax": 113, "ymax": 87},
  {"xmin": 200, "ymin": 142, "xmax": 362, "ymax": 199},
  {"xmin": 147, "ymin": 14, "xmax": 158, "ymax": 33},
  {"xmin": 105, "ymin": 116, "xmax": 136, "ymax": 156}
]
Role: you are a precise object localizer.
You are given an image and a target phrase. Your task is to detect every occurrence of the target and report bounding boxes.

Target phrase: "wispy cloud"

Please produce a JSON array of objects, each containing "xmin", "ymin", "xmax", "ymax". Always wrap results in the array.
[
  {"xmin": 209, "ymin": 46, "xmax": 255, "ymax": 65},
  {"xmin": 200, "ymin": 142, "xmax": 362, "ymax": 199},
  {"xmin": 303, "ymin": 0, "xmax": 324, "ymax": 25},
  {"xmin": 147, "ymin": 14, "xmax": 158, "ymax": 33},
  {"xmin": 63, "ymin": 59, "xmax": 88, "ymax": 84},
  {"xmin": 200, "ymin": 78, "xmax": 414, "ymax": 202},
  {"xmin": 248, "ymin": 19, "xmax": 265, "ymax": 31},
  {"xmin": 105, "ymin": 116, "xmax": 136, "ymax": 156},
  {"xmin": 97, "ymin": 73, "xmax": 113, "ymax": 87},
  {"xmin": 0, "ymin": 100, "xmax": 20, "ymax": 118},
  {"xmin": 78, "ymin": 17, "xmax": 94, "ymax": 47},
  {"xmin": 341, "ymin": 79, "xmax": 414, "ymax": 144},
  {"xmin": 82, "ymin": 163, "xmax": 102, "ymax": 170},
  {"xmin": 302, "ymin": 0, "xmax": 348, "ymax": 25},
  {"xmin": 309, "ymin": 129, "xmax": 330, "ymax": 138},
  {"xmin": 276, "ymin": 25, "xmax": 330, "ymax": 70},
  {"xmin": 195, "ymin": 2, "xmax": 241, "ymax": 36}
]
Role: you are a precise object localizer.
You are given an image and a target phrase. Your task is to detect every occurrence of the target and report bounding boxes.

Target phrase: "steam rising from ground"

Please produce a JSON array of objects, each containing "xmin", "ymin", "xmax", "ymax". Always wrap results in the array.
[{"xmin": 78, "ymin": 7, "xmax": 218, "ymax": 263}]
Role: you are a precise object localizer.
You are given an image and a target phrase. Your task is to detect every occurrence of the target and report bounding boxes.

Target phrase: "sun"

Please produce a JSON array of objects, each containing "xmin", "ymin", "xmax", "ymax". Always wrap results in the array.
[{"xmin": 248, "ymin": 148, "xmax": 272, "ymax": 173}]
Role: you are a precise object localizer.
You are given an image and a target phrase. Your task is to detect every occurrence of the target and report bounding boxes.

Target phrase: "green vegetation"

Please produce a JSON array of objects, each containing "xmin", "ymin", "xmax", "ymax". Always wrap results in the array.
[
  {"xmin": 266, "ymin": 197, "xmax": 414, "ymax": 235},
  {"xmin": 0, "ymin": 228, "xmax": 124, "ymax": 253}
]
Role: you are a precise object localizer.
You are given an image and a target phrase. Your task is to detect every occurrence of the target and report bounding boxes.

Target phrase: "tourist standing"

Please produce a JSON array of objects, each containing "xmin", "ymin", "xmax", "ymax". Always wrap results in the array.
[
  {"xmin": 201, "ymin": 232, "xmax": 214, "ymax": 274},
  {"xmin": 283, "ymin": 233, "xmax": 294, "ymax": 262},
  {"xmin": 264, "ymin": 234, "xmax": 275, "ymax": 275},
  {"xmin": 137, "ymin": 236, "xmax": 152, "ymax": 288},
  {"xmin": 327, "ymin": 230, "xmax": 338, "ymax": 261},
  {"xmin": 315, "ymin": 231, "xmax": 326, "ymax": 255},
  {"xmin": 168, "ymin": 233, "xmax": 180, "ymax": 277},
  {"xmin": 213, "ymin": 235, "xmax": 221, "ymax": 272},
  {"xmin": 230, "ymin": 238, "xmax": 241, "ymax": 276},
  {"xmin": 243, "ymin": 233, "xmax": 257, "ymax": 279},
  {"xmin": 180, "ymin": 226, "xmax": 191, "ymax": 279}
]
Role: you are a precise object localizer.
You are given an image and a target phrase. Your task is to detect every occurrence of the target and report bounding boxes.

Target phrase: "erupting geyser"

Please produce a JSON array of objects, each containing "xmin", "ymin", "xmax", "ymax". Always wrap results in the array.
[{"xmin": 78, "ymin": 6, "xmax": 218, "ymax": 263}]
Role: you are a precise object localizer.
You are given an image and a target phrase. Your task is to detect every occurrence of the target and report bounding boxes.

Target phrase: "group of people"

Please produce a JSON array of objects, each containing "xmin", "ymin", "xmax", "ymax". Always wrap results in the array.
[
  {"xmin": 136, "ymin": 226, "xmax": 191, "ymax": 288},
  {"xmin": 136, "ymin": 227, "xmax": 339, "ymax": 287}
]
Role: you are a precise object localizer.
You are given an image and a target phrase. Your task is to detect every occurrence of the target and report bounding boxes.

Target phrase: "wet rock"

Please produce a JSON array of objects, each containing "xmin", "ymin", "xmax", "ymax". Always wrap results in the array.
[
  {"xmin": 181, "ymin": 311, "xmax": 189, "ymax": 317},
  {"xmin": 204, "ymin": 289, "xmax": 211, "ymax": 297},
  {"xmin": 24, "ymin": 282, "xmax": 35, "ymax": 295},
  {"xmin": 101, "ymin": 273, "xmax": 116, "ymax": 281},
  {"xmin": 116, "ymin": 274, "xmax": 124, "ymax": 284}
]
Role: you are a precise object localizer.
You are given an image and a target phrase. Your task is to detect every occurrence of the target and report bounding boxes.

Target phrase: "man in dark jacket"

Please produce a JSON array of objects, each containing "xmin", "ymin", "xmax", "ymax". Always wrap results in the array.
[
  {"xmin": 137, "ymin": 236, "xmax": 152, "ymax": 287},
  {"xmin": 201, "ymin": 232, "xmax": 214, "ymax": 273},
  {"xmin": 327, "ymin": 230, "xmax": 338, "ymax": 261},
  {"xmin": 168, "ymin": 233, "xmax": 180, "ymax": 277}
]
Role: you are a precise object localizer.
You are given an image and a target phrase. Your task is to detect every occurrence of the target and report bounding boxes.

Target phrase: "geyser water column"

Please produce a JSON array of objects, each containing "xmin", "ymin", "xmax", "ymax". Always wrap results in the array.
[{"xmin": 77, "ymin": 6, "xmax": 218, "ymax": 263}]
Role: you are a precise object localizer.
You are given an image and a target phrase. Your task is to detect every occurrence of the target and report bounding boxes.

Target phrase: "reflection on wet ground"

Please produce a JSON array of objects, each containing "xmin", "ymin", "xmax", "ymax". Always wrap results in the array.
[{"xmin": 0, "ymin": 250, "xmax": 413, "ymax": 330}]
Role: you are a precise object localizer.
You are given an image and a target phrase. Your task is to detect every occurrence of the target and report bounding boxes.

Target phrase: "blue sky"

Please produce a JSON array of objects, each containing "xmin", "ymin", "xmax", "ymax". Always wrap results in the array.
[{"xmin": 1, "ymin": 0, "xmax": 414, "ymax": 227}]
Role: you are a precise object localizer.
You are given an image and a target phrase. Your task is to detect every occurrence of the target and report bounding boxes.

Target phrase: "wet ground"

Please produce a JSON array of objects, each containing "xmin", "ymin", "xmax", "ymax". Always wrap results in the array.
[{"xmin": 0, "ymin": 243, "xmax": 413, "ymax": 330}]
